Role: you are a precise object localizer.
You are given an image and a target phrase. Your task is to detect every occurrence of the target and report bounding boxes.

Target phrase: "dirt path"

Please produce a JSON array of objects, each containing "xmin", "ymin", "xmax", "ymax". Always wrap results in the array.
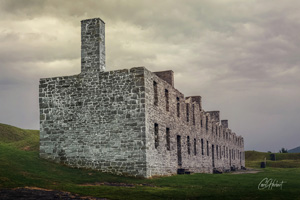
[{"xmin": 231, "ymin": 168, "xmax": 262, "ymax": 174}]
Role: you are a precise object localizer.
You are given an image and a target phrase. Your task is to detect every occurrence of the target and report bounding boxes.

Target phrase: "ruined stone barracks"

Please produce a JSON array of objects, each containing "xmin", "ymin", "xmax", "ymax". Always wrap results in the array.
[{"xmin": 39, "ymin": 18, "xmax": 245, "ymax": 178}]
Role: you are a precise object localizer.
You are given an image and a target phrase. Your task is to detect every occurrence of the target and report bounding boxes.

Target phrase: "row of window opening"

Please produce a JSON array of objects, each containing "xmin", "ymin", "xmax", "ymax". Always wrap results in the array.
[
  {"xmin": 153, "ymin": 81, "xmax": 243, "ymax": 146},
  {"xmin": 154, "ymin": 123, "xmax": 243, "ymax": 160}
]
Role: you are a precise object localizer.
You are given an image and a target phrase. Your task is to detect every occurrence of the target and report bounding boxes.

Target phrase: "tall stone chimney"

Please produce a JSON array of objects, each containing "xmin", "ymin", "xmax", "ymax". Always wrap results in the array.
[{"xmin": 81, "ymin": 18, "xmax": 105, "ymax": 74}]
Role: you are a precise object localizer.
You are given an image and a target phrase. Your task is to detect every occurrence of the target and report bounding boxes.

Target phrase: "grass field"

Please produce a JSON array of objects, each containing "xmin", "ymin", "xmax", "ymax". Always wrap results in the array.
[
  {"xmin": 246, "ymin": 150, "xmax": 300, "ymax": 168},
  {"xmin": 0, "ymin": 123, "xmax": 300, "ymax": 199}
]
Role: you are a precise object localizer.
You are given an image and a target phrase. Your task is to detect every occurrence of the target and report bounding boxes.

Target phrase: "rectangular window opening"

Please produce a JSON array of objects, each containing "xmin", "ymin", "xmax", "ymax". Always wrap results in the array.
[
  {"xmin": 186, "ymin": 103, "xmax": 189, "ymax": 122},
  {"xmin": 207, "ymin": 141, "xmax": 209, "ymax": 156},
  {"xmin": 176, "ymin": 97, "xmax": 180, "ymax": 117},
  {"xmin": 194, "ymin": 138, "xmax": 197, "ymax": 155},
  {"xmin": 154, "ymin": 123, "xmax": 159, "ymax": 149},
  {"xmin": 187, "ymin": 136, "xmax": 191, "ymax": 155},
  {"xmin": 166, "ymin": 128, "xmax": 170, "ymax": 150},
  {"xmin": 153, "ymin": 81, "xmax": 158, "ymax": 106},
  {"xmin": 192, "ymin": 104, "xmax": 195, "ymax": 125},
  {"xmin": 226, "ymin": 147, "xmax": 228, "ymax": 158},
  {"xmin": 201, "ymin": 139, "xmax": 204, "ymax": 155},
  {"xmin": 165, "ymin": 89, "xmax": 169, "ymax": 111}
]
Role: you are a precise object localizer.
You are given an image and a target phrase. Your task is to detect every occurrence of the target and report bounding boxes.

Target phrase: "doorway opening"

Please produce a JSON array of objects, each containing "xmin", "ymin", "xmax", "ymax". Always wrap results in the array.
[
  {"xmin": 212, "ymin": 144, "xmax": 215, "ymax": 168},
  {"xmin": 177, "ymin": 135, "xmax": 182, "ymax": 167}
]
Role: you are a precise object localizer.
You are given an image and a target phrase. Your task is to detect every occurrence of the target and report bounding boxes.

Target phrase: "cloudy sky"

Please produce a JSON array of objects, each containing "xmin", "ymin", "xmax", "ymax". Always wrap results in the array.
[{"xmin": 0, "ymin": 0, "xmax": 299, "ymax": 152}]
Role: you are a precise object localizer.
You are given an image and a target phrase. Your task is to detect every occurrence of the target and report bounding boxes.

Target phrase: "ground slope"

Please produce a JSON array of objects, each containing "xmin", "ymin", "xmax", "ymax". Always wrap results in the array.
[
  {"xmin": 0, "ymin": 123, "xmax": 300, "ymax": 199},
  {"xmin": 245, "ymin": 150, "xmax": 300, "ymax": 168},
  {"xmin": 288, "ymin": 146, "xmax": 300, "ymax": 153},
  {"xmin": 0, "ymin": 123, "xmax": 39, "ymax": 151}
]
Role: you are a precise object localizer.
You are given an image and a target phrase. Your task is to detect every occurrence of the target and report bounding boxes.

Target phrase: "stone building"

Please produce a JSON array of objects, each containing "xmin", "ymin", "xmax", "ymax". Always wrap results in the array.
[{"xmin": 39, "ymin": 18, "xmax": 245, "ymax": 178}]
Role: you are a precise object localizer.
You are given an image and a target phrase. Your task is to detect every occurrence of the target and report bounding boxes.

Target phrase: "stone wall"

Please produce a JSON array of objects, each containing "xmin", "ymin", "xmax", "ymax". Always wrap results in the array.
[
  {"xmin": 153, "ymin": 70, "xmax": 174, "ymax": 86},
  {"xmin": 81, "ymin": 18, "xmax": 105, "ymax": 74},
  {"xmin": 39, "ymin": 67, "xmax": 147, "ymax": 177},
  {"xmin": 39, "ymin": 17, "xmax": 245, "ymax": 178},
  {"xmin": 144, "ymin": 68, "xmax": 245, "ymax": 177}
]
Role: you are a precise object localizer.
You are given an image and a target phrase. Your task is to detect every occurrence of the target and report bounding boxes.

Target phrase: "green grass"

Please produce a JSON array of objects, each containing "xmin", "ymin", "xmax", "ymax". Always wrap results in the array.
[
  {"xmin": 245, "ymin": 150, "xmax": 300, "ymax": 161},
  {"xmin": 0, "ymin": 123, "xmax": 300, "ymax": 199},
  {"xmin": 245, "ymin": 150, "xmax": 300, "ymax": 169},
  {"xmin": 0, "ymin": 123, "xmax": 39, "ymax": 151},
  {"xmin": 245, "ymin": 151, "xmax": 271, "ymax": 161}
]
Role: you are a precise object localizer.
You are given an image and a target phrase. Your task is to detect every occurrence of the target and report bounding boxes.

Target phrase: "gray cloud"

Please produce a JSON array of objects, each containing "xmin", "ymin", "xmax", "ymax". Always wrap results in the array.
[{"xmin": 0, "ymin": 0, "xmax": 299, "ymax": 152}]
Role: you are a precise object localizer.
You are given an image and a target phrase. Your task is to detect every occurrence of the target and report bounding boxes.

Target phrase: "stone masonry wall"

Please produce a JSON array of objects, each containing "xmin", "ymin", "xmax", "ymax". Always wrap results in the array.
[
  {"xmin": 144, "ymin": 68, "xmax": 245, "ymax": 177},
  {"xmin": 39, "ymin": 17, "xmax": 245, "ymax": 178},
  {"xmin": 81, "ymin": 18, "xmax": 105, "ymax": 74},
  {"xmin": 39, "ymin": 67, "xmax": 147, "ymax": 177}
]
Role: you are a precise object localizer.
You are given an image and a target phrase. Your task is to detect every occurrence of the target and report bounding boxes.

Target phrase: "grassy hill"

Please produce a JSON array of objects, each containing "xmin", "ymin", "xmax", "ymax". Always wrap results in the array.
[
  {"xmin": 0, "ymin": 123, "xmax": 39, "ymax": 151},
  {"xmin": 1, "ymin": 123, "xmax": 300, "ymax": 199},
  {"xmin": 288, "ymin": 146, "xmax": 300, "ymax": 153},
  {"xmin": 245, "ymin": 150, "xmax": 300, "ymax": 168},
  {"xmin": 245, "ymin": 150, "xmax": 300, "ymax": 161}
]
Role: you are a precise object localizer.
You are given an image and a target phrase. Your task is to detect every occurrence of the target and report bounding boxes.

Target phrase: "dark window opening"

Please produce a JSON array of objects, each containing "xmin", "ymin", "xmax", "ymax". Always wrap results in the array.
[
  {"xmin": 176, "ymin": 97, "xmax": 180, "ymax": 117},
  {"xmin": 194, "ymin": 138, "xmax": 197, "ymax": 155},
  {"xmin": 212, "ymin": 144, "xmax": 215, "ymax": 167},
  {"xmin": 177, "ymin": 135, "xmax": 182, "ymax": 166},
  {"xmin": 165, "ymin": 89, "xmax": 169, "ymax": 111},
  {"xmin": 154, "ymin": 123, "xmax": 159, "ymax": 149},
  {"xmin": 207, "ymin": 141, "xmax": 209, "ymax": 156},
  {"xmin": 233, "ymin": 149, "xmax": 235, "ymax": 160},
  {"xmin": 216, "ymin": 145, "xmax": 219, "ymax": 159},
  {"xmin": 201, "ymin": 119, "xmax": 203, "ymax": 127},
  {"xmin": 186, "ymin": 103, "xmax": 189, "ymax": 122},
  {"xmin": 153, "ymin": 81, "xmax": 158, "ymax": 106},
  {"xmin": 234, "ymin": 149, "xmax": 235, "ymax": 160},
  {"xmin": 206, "ymin": 116, "xmax": 208, "ymax": 130},
  {"xmin": 187, "ymin": 136, "xmax": 191, "ymax": 155},
  {"xmin": 166, "ymin": 128, "xmax": 170, "ymax": 150},
  {"xmin": 201, "ymin": 139, "xmax": 204, "ymax": 155},
  {"xmin": 192, "ymin": 104, "xmax": 195, "ymax": 125},
  {"xmin": 226, "ymin": 147, "xmax": 228, "ymax": 158}
]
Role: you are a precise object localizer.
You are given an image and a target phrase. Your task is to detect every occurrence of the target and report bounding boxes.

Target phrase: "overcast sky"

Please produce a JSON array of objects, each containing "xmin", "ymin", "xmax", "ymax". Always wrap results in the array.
[{"xmin": 0, "ymin": 0, "xmax": 299, "ymax": 152}]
